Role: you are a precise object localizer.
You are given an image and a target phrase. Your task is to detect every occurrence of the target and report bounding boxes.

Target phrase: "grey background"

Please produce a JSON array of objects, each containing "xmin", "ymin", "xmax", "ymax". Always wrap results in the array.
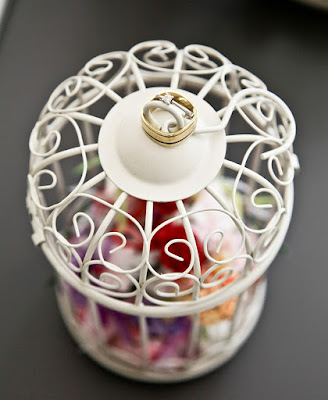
[{"xmin": 0, "ymin": 0, "xmax": 327, "ymax": 398}]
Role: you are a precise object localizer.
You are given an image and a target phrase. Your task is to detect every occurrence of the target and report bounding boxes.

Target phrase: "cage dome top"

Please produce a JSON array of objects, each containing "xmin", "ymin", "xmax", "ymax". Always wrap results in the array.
[
  {"xmin": 98, "ymin": 87, "xmax": 226, "ymax": 202},
  {"xmin": 27, "ymin": 40, "xmax": 298, "ymax": 317}
]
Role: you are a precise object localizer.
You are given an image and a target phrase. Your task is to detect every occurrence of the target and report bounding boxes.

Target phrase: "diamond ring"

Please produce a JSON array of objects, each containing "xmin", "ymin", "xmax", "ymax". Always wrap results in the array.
[{"xmin": 141, "ymin": 91, "xmax": 197, "ymax": 146}]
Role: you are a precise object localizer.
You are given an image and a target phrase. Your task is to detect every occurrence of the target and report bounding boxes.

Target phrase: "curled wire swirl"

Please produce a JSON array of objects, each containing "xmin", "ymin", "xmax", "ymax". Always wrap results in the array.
[
  {"xmin": 130, "ymin": 41, "xmax": 231, "ymax": 75},
  {"xmin": 142, "ymin": 207, "xmax": 250, "ymax": 304},
  {"xmin": 28, "ymin": 114, "xmax": 88, "ymax": 211},
  {"xmin": 130, "ymin": 40, "xmax": 178, "ymax": 71},
  {"xmin": 83, "ymin": 259, "xmax": 141, "ymax": 298},
  {"xmin": 230, "ymin": 138, "xmax": 286, "ymax": 234}
]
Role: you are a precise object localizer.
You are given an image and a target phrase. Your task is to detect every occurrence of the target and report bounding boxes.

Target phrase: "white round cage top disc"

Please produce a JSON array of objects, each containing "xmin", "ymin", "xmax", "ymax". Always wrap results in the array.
[{"xmin": 98, "ymin": 87, "xmax": 226, "ymax": 202}]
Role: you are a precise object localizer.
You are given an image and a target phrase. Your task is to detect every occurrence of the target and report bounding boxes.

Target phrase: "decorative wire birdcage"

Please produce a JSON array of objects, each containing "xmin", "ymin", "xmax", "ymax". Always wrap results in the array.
[{"xmin": 26, "ymin": 40, "xmax": 299, "ymax": 382}]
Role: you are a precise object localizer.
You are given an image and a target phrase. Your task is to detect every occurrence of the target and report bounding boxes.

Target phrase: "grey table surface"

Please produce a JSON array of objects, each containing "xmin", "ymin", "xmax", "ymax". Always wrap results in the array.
[{"xmin": 0, "ymin": 0, "xmax": 327, "ymax": 399}]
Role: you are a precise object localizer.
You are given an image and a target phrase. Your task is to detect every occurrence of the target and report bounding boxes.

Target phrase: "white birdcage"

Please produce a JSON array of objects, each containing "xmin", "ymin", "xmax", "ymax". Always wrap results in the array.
[{"xmin": 26, "ymin": 40, "xmax": 299, "ymax": 382}]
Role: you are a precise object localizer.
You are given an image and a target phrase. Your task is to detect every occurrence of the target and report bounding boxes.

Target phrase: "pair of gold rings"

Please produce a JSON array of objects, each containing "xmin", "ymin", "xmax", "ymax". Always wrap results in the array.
[{"xmin": 141, "ymin": 91, "xmax": 197, "ymax": 146}]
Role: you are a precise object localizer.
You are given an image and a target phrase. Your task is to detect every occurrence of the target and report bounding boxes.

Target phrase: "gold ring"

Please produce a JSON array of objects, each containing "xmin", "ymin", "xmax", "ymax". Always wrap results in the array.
[{"xmin": 141, "ymin": 91, "xmax": 197, "ymax": 146}]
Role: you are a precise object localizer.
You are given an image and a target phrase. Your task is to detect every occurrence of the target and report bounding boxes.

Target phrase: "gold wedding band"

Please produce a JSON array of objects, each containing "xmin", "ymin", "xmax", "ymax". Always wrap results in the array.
[{"xmin": 141, "ymin": 91, "xmax": 197, "ymax": 146}]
